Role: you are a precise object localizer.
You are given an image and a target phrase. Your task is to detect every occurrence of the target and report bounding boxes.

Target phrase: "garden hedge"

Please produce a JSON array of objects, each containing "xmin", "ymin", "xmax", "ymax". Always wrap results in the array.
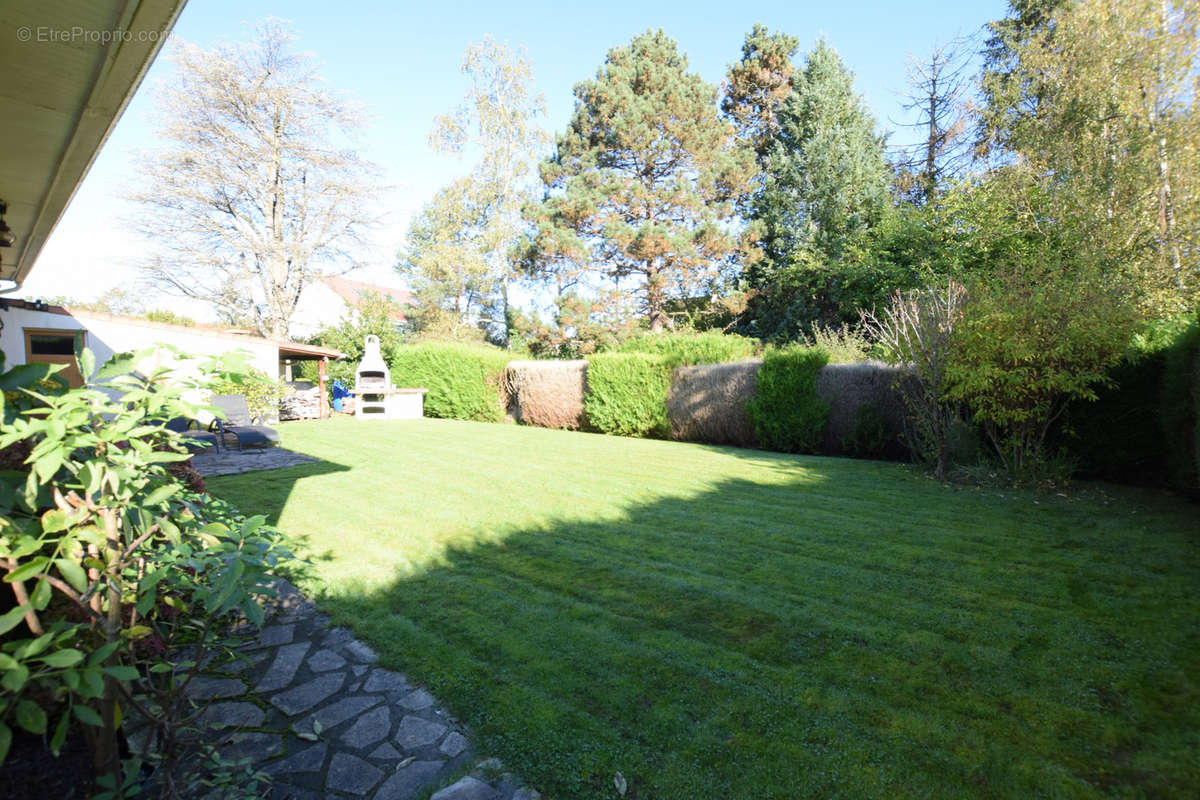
[
  {"xmin": 583, "ymin": 353, "xmax": 671, "ymax": 438},
  {"xmin": 746, "ymin": 345, "xmax": 830, "ymax": 453},
  {"xmin": 1063, "ymin": 312, "xmax": 1200, "ymax": 494},
  {"xmin": 667, "ymin": 360, "xmax": 760, "ymax": 447},
  {"xmin": 504, "ymin": 360, "xmax": 588, "ymax": 430},
  {"xmin": 616, "ymin": 330, "xmax": 759, "ymax": 368},
  {"xmin": 816, "ymin": 361, "xmax": 911, "ymax": 460},
  {"xmin": 388, "ymin": 342, "xmax": 510, "ymax": 423}
]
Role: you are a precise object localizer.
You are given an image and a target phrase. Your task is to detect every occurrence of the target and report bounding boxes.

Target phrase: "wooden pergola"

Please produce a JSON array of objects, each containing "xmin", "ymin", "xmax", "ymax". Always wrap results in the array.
[{"xmin": 276, "ymin": 341, "xmax": 345, "ymax": 419}]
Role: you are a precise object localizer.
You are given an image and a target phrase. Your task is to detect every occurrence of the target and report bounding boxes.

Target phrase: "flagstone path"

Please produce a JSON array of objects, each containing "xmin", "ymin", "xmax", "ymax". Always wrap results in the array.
[{"xmin": 174, "ymin": 581, "xmax": 539, "ymax": 800}]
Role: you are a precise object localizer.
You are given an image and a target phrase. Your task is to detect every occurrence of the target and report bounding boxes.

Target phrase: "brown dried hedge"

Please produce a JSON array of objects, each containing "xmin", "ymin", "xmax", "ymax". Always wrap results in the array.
[
  {"xmin": 816, "ymin": 361, "xmax": 912, "ymax": 459},
  {"xmin": 503, "ymin": 360, "xmax": 588, "ymax": 430},
  {"xmin": 667, "ymin": 359, "xmax": 761, "ymax": 447}
]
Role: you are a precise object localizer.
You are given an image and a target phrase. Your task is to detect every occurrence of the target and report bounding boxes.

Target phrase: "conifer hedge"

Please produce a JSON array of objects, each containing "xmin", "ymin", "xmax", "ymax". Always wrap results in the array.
[
  {"xmin": 583, "ymin": 353, "xmax": 672, "ymax": 438},
  {"xmin": 388, "ymin": 342, "xmax": 510, "ymax": 423},
  {"xmin": 746, "ymin": 345, "xmax": 830, "ymax": 453}
]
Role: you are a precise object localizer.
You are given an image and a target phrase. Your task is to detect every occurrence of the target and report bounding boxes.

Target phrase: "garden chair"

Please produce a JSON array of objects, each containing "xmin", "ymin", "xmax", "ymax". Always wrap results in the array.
[
  {"xmin": 164, "ymin": 417, "xmax": 221, "ymax": 453},
  {"xmin": 208, "ymin": 394, "xmax": 281, "ymax": 451}
]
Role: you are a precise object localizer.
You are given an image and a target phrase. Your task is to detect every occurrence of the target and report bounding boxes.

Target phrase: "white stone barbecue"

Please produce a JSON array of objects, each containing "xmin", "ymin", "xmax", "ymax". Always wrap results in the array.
[{"xmin": 354, "ymin": 335, "xmax": 427, "ymax": 419}]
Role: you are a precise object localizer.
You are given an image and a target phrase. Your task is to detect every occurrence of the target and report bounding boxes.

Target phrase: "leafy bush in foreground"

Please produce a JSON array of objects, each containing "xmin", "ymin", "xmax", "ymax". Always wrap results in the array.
[
  {"xmin": 747, "ymin": 345, "xmax": 830, "ymax": 453},
  {"xmin": 0, "ymin": 348, "xmax": 296, "ymax": 796}
]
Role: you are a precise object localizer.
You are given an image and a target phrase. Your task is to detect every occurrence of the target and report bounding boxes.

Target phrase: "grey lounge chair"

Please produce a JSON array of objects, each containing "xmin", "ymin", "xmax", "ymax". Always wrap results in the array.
[
  {"xmin": 208, "ymin": 394, "xmax": 281, "ymax": 451},
  {"xmin": 164, "ymin": 417, "xmax": 221, "ymax": 453}
]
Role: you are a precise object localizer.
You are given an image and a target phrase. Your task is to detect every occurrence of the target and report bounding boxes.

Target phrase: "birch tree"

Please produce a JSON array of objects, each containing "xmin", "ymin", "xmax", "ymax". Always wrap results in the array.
[
  {"xmin": 980, "ymin": 0, "xmax": 1200, "ymax": 311},
  {"xmin": 130, "ymin": 19, "xmax": 382, "ymax": 338},
  {"xmin": 421, "ymin": 37, "xmax": 549, "ymax": 346}
]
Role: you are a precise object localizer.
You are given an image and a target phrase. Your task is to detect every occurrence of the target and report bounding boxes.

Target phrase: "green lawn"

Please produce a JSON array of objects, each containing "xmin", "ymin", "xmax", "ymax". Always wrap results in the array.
[{"xmin": 207, "ymin": 418, "xmax": 1200, "ymax": 799}]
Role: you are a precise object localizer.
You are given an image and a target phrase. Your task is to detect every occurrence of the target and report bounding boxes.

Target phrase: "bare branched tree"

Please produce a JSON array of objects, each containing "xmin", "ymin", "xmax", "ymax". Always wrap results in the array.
[
  {"xmin": 892, "ymin": 37, "xmax": 975, "ymax": 204},
  {"xmin": 860, "ymin": 282, "xmax": 967, "ymax": 480},
  {"xmin": 130, "ymin": 19, "xmax": 383, "ymax": 338}
]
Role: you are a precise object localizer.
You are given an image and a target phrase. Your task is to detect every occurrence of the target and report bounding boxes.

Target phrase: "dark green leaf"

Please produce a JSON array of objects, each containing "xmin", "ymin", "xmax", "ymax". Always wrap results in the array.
[
  {"xmin": 73, "ymin": 704, "xmax": 103, "ymax": 727},
  {"xmin": 39, "ymin": 649, "xmax": 84, "ymax": 668},
  {"xmin": 88, "ymin": 641, "xmax": 120, "ymax": 666},
  {"xmin": 102, "ymin": 665, "xmax": 138, "ymax": 681},
  {"xmin": 142, "ymin": 484, "xmax": 179, "ymax": 506},
  {"xmin": 20, "ymin": 632, "xmax": 54, "ymax": 659},
  {"xmin": 1, "ymin": 664, "xmax": 29, "ymax": 693},
  {"xmin": 15, "ymin": 700, "xmax": 47, "ymax": 734},
  {"xmin": 0, "ymin": 605, "xmax": 29, "ymax": 636},
  {"xmin": 0, "ymin": 363, "xmax": 62, "ymax": 391},
  {"xmin": 29, "ymin": 578, "xmax": 50, "ymax": 610},
  {"xmin": 77, "ymin": 347, "xmax": 95, "ymax": 385},
  {"xmin": 55, "ymin": 558, "xmax": 89, "ymax": 594},
  {"xmin": 5, "ymin": 557, "xmax": 49, "ymax": 584},
  {"xmin": 49, "ymin": 708, "xmax": 70, "ymax": 755}
]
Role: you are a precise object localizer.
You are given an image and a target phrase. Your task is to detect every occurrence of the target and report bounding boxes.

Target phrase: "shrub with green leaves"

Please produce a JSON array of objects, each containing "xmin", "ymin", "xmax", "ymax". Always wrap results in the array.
[
  {"xmin": 615, "ymin": 331, "xmax": 759, "ymax": 369},
  {"xmin": 388, "ymin": 342, "xmax": 511, "ymax": 422},
  {"xmin": 583, "ymin": 353, "xmax": 671, "ymax": 438},
  {"xmin": 212, "ymin": 366, "xmax": 285, "ymax": 422},
  {"xmin": 747, "ymin": 345, "xmax": 830, "ymax": 453},
  {"xmin": 946, "ymin": 266, "xmax": 1140, "ymax": 482},
  {"xmin": 0, "ymin": 348, "xmax": 296, "ymax": 795}
]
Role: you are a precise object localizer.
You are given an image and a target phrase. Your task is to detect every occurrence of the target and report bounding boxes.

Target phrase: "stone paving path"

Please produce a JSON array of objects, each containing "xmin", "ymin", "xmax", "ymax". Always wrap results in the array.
[
  {"xmin": 162, "ymin": 582, "xmax": 539, "ymax": 800},
  {"xmin": 191, "ymin": 446, "xmax": 319, "ymax": 477}
]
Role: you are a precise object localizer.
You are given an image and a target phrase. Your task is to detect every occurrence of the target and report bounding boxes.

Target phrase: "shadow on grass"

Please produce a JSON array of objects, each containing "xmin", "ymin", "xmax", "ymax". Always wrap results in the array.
[
  {"xmin": 205, "ymin": 459, "xmax": 352, "ymax": 528},
  {"xmin": 220, "ymin": 456, "xmax": 1200, "ymax": 800}
]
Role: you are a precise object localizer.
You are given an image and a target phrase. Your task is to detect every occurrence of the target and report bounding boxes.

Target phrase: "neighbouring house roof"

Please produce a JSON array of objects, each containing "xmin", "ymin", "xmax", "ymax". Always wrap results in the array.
[
  {"xmin": 321, "ymin": 276, "xmax": 413, "ymax": 322},
  {"xmin": 1, "ymin": 299, "xmax": 344, "ymax": 360},
  {"xmin": 0, "ymin": 0, "xmax": 188, "ymax": 284}
]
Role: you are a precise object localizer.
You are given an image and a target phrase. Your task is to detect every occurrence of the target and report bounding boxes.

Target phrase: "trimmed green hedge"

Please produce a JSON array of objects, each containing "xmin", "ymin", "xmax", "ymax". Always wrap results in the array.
[
  {"xmin": 1161, "ymin": 313, "xmax": 1200, "ymax": 493},
  {"xmin": 584, "ymin": 353, "xmax": 671, "ymax": 438},
  {"xmin": 616, "ymin": 331, "xmax": 759, "ymax": 369},
  {"xmin": 746, "ymin": 345, "xmax": 830, "ymax": 453},
  {"xmin": 1064, "ymin": 313, "xmax": 1200, "ymax": 494},
  {"xmin": 388, "ymin": 342, "xmax": 510, "ymax": 422}
]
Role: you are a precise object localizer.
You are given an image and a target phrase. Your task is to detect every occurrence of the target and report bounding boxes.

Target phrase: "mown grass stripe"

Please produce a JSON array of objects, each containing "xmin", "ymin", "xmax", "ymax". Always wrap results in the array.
[{"xmin": 209, "ymin": 417, "xmax": 1200, "ymax": 799}]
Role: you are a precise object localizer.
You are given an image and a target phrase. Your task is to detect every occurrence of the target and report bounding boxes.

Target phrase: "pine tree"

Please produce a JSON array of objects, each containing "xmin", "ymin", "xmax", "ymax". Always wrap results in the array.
[
  {"xmin": 722, "ymin": 24, "xmax": 800, "ymax": 169},
  {"xmin": 523, "ymin": 30, "xmax": 756, "ymax": 334}
]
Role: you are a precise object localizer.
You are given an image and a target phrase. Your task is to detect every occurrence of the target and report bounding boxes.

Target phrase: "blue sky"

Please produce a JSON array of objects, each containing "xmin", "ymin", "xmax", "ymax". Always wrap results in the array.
[{"xmin": 21, "ymin": 0, "xmax": 1007, "ymax": 315}]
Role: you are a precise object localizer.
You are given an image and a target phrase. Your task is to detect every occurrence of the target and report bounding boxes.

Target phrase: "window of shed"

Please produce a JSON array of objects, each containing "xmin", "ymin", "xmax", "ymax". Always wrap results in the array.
[{"xmin": 28, "ymin": 334, "xmax": 78, "ymax": 355}]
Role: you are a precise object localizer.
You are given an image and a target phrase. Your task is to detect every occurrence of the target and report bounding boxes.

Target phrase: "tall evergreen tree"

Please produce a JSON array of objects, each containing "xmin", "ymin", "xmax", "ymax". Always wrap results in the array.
[
  {"xmin": 722, "ymin": 24, "xmax": 801, "ymax": 169},
  {"xmin": 976, "ymin": 0, "xmax": 1070, "ymax": 158},
  {"xmin": 523, "ymin": 30, "xmax": 756, "ymax": 334},
  {"xmin": 742, "ymin": 39, "xmax": 892, "ymax": 337}
]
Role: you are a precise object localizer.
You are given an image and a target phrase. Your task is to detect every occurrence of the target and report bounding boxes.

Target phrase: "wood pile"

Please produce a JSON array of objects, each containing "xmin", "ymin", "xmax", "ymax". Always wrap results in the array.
[{"xmin": 279, "ymin": 386, "xmax": 322, "ymax": 420}]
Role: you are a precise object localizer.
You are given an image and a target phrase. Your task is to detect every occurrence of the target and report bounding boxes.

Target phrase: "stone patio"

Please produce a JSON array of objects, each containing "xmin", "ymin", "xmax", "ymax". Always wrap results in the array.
[
  {"xmin": 191, "ymin": 445, "xmax": 319, "ymax": 477},
  {"xmin": 145, "ymin": 581, "xmax": 539, "ymax": 800}
]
